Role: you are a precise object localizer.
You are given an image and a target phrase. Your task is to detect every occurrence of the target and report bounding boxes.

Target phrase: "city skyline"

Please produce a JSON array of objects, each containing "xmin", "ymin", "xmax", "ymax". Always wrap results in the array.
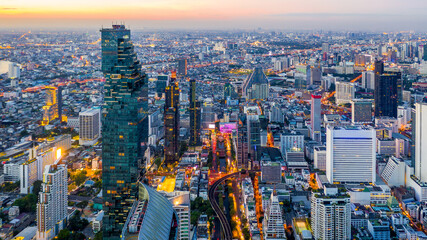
[{"xmin": 1, "ymin": 0, "xmax": 427, "ymax": 31}]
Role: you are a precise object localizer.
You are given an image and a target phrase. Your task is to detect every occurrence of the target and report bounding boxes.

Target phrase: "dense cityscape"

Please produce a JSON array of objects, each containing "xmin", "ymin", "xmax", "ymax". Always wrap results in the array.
[{"xmin": 2, "ymin": 14, "xmax": 427, "ymax": 240}]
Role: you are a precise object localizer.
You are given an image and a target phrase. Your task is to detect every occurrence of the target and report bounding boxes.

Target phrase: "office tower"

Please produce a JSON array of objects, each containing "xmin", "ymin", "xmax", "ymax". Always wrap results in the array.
[
  {"xmin": 311, "ymin": 95, "xmax": 322, "ymax": 142},
  {"xmin": 415, "ymin": 103, "xmax": 427, "ymax": 183},
  {"xmin": 374, "ymin": 60, "xmax": 399, "ymax": 118},
  {"xmin": 308, "ymin": 66, "xmax": 322, "ymax": 85},
  {"xmin": 351, "ymin": 99, "xmax": 372, "ymax": 124},
  {"xmin": 322, "ymin": 43, "xmax": 329, "ymax": 53},
  {"xmin": 101, "ymin": 25, "xmax": 147, "ymax": 240},
  {"xmin": 189, "ymin": 79, "xmax": 201, "ymax": 146},
  {"xmin": 263, "ymin": 191, "xmax": 287, "ymax": 240},
  {"xmin": 242, "ymin": 67, "xmax": 269, "ymax": 100},
  {"xmin": 335, "ymin": 81, "xmax": 355, "ymax": 104},
  {"xmin": 362, "ymin": 71, "xmax": 375, "ymax": 90},
  {"xmin": 326, "ymin": 126, "xmax": 376, "ymax": 184},
  {"xmin": 164, "ymin": 74, "xmax": 180, "ymax": 164},
  {"xmin": 79, "ymin": 108, "xmax": 101, "ymax": 146},
  {"xmin": 311, "ymin": 187, "xmax": 351, "ymax": 240},
  {"xmin": 247, "ymin": 115, "xmax": 260, "ymax": 167},
  {"xmin": 156, "ymin": 75, "xmax": 170, "ymax": 98},
  {"xmin": 177, "ymin": 59, "xmax": 187, "ymax": 76},
  {"xmin": 423, "ymin": 45, "xmax": 427, "ymax": 61},
  {"xmin": 42, "ymin": 86, "xmax": 61, "ymax": 126},
  {"xmin": 237, "ymin": 115, "xmax": 249, "ymax": 169},
  {"xmin": 36, "ymin": 165, "xmax": 67, "ymax": 240}
]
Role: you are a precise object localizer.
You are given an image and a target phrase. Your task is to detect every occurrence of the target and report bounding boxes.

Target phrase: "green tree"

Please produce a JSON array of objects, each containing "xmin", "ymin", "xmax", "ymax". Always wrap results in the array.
[
  {"xmin": 32, "ymin": 180, "xmax": 43, "ymax": 195},
  {"xmin": 57, "ymin": 229, "xmax": 71, "ymax": 240},
  {"xmin": 94, "ymin": 231, "xmax": 102, "ymax": 240},
  {"xmin": 13, "ymin": 194, "xmax": 38, "ymax": 213}
]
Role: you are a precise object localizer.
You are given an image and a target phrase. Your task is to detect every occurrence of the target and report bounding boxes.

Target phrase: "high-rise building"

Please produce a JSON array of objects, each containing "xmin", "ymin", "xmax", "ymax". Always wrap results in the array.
[
  {"xmin": 351, "ymin": 99, "xmax": 372, "ymax": 124},
  {"xmin": 247, "ymin": 115, "xmax": 260, "ymax": 167},
  {"xmin": 322, "ymin": 43, "xmax": 329, "ymax": 53},
  {"xmin": 311, "ymin": 187, "xmax": 351, "ymax": 240},
  {"xmin": 36, "ymin": 164, "xmax": 68, "ymax": 240},
  {"xmin": 326, "ymin": 126, "xmax": 376, "ymax": 184},
  {"xmin": 101, "ymin": 25, "xmax": 147, "ymax": 240},
  {"xmin": 189, "ymin": 79, "xmax": 201, "ymax": 146},
  {"xmin": 169, "ymin": 192, "xmax": 191, "ymax": 240},
  {"xmin": 415, "ymin": 103, "xmax": 427, "ymax": 183},
  {"xmin": 237, "ymin": 115, "xmax": 249, "ymax": 169},
  {"xmin": 263, "ymin": 191, "xmax": 287, "ymax": 240},
  {"xmin": 374, "ymin": 60, "xmax": 399, "ymax": 118},
  {"xmin": 311, "ymin": 95, "xmax": 322, "ymax": 142},
  {"xmin": 177, "ymin": 59, "xmax": 187, "ymax": 76},
  {"xmin": 242, "ymin": 67, "xmax": 269, "ymax": 100},
  {"xmin": 156, "ymin": 75, "xmax": 170, "ymax": 98},
  {"xmin": 79, "ymin": 108, "xmax": 101, "ymax": 146},
  {"xmin": 335, "ymin": 81, "xmax": 355, "ymax": 104},
  {"xmin": 362, "ymin": 71, "xmax": 375, "ymax": 90},
  {"xmin": 42, "ymin": 86, "xmax": 61, "ymax": 125},
  {"xmin": 164, "ymin": 74, "xmax": 180, "ymax": 164}
]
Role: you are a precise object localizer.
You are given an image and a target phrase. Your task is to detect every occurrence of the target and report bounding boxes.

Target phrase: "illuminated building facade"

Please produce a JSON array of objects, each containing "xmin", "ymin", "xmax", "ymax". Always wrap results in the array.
[
  {"xmin": 164, "ymin": 74, "xmax": 180, "ymax": 163},
  {"xmin": 36, "ymin": 164, "xmax": 68, "ymax": 240},
  {"xmin": 42, "ymin": 86, "xmax": 62, "ymax": 125},
  {"xmin": 101, "ymin": 25, "xmax": 147, "ymax": 240},
  {"xmin": 189, "ymin": 79, "xmax": 201, "ymax": 146}
]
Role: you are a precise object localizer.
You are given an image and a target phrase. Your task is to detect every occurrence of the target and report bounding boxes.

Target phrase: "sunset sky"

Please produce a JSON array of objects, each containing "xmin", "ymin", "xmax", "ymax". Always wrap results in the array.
[{"xmin": 1, "ymin": 0, "xmax": 427, "ymax": 31}]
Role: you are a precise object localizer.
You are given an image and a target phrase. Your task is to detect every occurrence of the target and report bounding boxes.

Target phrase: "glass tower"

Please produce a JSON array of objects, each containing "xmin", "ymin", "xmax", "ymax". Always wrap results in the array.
[
  {"xmin": 189, "ymin": 79, "xmax": 201, "ymax": 146},
  {"xmin": 164, "ymin": 74, "xmax": 180, "ymax": 164},
  {"xmin": 101, "ymin": 25, "xmax": 147, "ymax": 240}
]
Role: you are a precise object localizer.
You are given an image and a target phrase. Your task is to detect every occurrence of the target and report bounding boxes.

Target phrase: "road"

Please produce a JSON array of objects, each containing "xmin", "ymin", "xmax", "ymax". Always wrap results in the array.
[
  {"xmin": 208, "ymin": 172, "xmax": 239, "ymax": 240},
  {"xmin": 208, "ymin": 170, "xmax": 259, "ymax": 240}
]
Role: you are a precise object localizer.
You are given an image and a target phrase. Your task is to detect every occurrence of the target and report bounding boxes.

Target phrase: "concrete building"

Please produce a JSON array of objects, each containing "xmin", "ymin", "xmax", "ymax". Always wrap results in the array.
[
  {"xmin": 314, "ymin": 146, "xmax": 327, "ymax": 171},
  {"xmin": 362, "ymin": 71, "xmax": 375, "ymax": 90},
  {"xmin": 326, "ymin": 126, "xmax": 376, "ymax": 184},
  {"xmin": 336, "ymin": 81, "xmax": 355, "ymax": 105},
  {"xmin": 311, "ymin": 95, "xmax": 322, "ymax": 142},
  {"xmin": 169, "ymin": 192, "xmax": 191, "ymax": 240},
  {"xmin": 415, "ymin": 103, "xmax": 427, "ymax": 182},
  {"xmin": 311, "ymin": 186, "xmax": 351, "ymax": 240},
  {"xmin": 263, "ymin": 191, "xmax": 287, "ymax": 240},
  {"xmin": 36, "ymin": 165, "xmax": 68, "ymax": 240},
  {"xmin": 79, "ymin": 108, "xmax": 101, "ymax": 146}
]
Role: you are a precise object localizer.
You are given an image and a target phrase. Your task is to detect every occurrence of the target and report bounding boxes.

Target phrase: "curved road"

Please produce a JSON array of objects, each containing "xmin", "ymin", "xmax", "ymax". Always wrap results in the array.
[{"xmin": 208, "ymin": 170, "xmax": 259, "ymax": 240}]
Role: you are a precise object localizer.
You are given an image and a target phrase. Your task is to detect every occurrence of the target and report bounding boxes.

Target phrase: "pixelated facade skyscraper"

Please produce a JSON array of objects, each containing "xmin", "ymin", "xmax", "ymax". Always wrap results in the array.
[{"xmin": 100, "ymin": 25, "xmax": 147, "ymax": 240}]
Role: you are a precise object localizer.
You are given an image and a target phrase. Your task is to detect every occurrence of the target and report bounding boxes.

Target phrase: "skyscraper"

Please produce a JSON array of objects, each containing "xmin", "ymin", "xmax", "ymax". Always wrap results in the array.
[
  {"xmin": 189, "ymin": 79, "xmax": 201, "ymax": 146},
  {"xmin": 164, "ymin": 73, "xmax": 180, "ymax": 164},
  {"xmin": 101, "ymin": 25, "xmax": 147, "ymax": 240},
  {"xmin": 374, "ymin": 60, "xmax": 399, "ymax": 118},
  {"xmin": 237, "ymin": 114, "xmax": 249, "ymax": 169},
  {"xmin": 311, "ymin": 187, "xmax": 351, "ymax": 240},
  {"xmin": 177, "ymin": 58, "xmax": 187, "ymax": 76},
  {"xmin": 36, "ymin": 164, "xmax": 68, "ymax": 240},
  {"xmin": 335, "ymin": 81, "xmax": 355, "ymax": 104},
  {"xmin": 326, "ymin": 126, "xmax": 376, "ymax": 184},
  {"xmin": 415, "ymin": 102, "xmax": 427, "ymax": 183},
  {"xmin": 311, "ymin": 95, "xmax": 322, "ymax": 142}
]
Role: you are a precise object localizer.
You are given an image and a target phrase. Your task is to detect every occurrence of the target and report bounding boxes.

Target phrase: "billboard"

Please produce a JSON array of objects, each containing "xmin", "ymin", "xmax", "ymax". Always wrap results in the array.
[{"xmin": 219, "ymin": 122, "xmax": 237, "ymax": 133}]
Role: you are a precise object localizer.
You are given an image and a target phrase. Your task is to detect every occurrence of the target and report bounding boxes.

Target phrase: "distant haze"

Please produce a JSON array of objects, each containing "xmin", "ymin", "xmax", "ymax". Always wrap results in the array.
[{"xmin": 1, "ymin": 0, "xmax": 426, "ymax": 31}]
